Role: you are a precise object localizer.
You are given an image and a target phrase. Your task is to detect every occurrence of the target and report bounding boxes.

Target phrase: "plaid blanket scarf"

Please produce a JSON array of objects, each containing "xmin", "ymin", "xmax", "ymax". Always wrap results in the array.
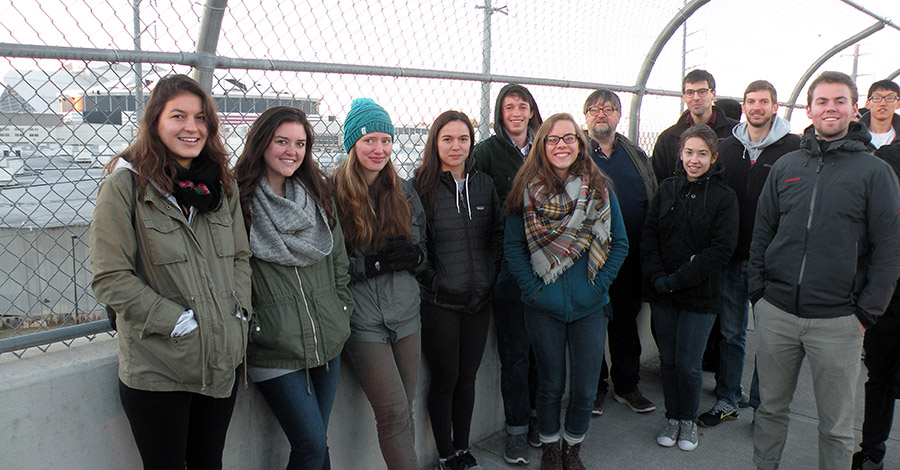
[{"xmin": 523, "ymin": 174, "xmax": 611, "ymax": 284}]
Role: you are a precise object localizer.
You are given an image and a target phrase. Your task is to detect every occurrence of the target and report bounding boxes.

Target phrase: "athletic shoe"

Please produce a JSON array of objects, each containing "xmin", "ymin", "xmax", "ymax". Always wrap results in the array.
[
  {"xmin": 561, "ymin": 441, "xmax": 585, "ymax": 470},
  {"xmin": 540, "ymin": 441, "xmax": 562, "ymax": 470},
  {"xmin": 852, "ymin": 451, "xmax": 884, "ymax": 470},
  {"xmin": 614, "ymin": 390, "xmax": 656, "ymax": 413},
  {"xmin": 656, "ymin": 418, "xmax": 679, "ymax": 447},
  {"xmin": 592, "ymin": 393, "xmax": 605, "ymax": 416},
  {"xmin": 438, "ymin": 454, "xmax": 464, "ymax": 470},
  {"xmin": 677, "ymin": 420, "xmax": 698, "ymax": 451},
  {"xmin": 457, "ymin": 449, "xmax": 483, "ymax": 470},
  {"xmin": 504, "ymin": 434, "xmax": 530, "ymax": 465},
  {"xmin": 698, "ymin": 399, "xmax": 739, "ymax": 427},
  {"xmin": 738, "ymin": 391, "xmax": 751, "ymax": 408},
  {"xmin": 527, "ymin": 416, "xmax": 541, "ymax": 447}
]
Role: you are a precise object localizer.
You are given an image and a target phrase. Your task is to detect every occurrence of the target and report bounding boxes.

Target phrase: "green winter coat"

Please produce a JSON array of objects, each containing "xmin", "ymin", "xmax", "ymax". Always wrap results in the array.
[
  {"xmin": 90, "ymin": 167, "xmax": 252, "ymax": 398},
  {"xmin": 247, "ymin": 216, "xmax": 354, "ymax": 370}
]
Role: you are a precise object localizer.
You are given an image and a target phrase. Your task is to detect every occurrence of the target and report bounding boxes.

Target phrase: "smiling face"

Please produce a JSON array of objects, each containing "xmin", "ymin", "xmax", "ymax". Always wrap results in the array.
[
  {"xmin": 681, "ymin": 136, "xmax": 717, "ymax": 181},
  {"xmin": 436, "ymin": 120, "xmax": 471, "ymax": 177},
  {"xmin": 806, "ymin": 82, "xmax": 857, "ymax": 142},
  {"xmin": 544, "ymin": 119, "xmax": 579, "ymax": 180},
  {"xmin": 585, "ymin": 99, "xmax": 620, "ymax": 142},
  {"xmin": 354, "ymin": 132, "xmax": 393, "ymax": 184},
  {"xmin": 263, "ymin": 121, "xmax": 306, "ymax": 193},
  {"xmin": 501, "ymin": 94, "xmax": 534, "ymax": 140},
  {"xmin": 866, "ymin": 87, "xmax": 899, "ymax": 123},
  {"xmin": 743, "ymin": 90, "xmax": 778, "ymax": 130},
  {"xmin": 157, "ymin": 93, "xmax": 208, "ymax": 168},
  {"xmin": 683, "ymin": 80, "xmax": 716, "ymax": 121}
]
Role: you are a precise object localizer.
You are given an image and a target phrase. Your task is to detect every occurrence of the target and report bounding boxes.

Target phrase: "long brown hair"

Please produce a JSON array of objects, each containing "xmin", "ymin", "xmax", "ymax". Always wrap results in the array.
[
  {"xmin": 504, "ymin": 113, "xmax": 611, "ymax": 216},
  {"xmin": 333, "ymin": 145, "xmax": 411, "ymax": 252},
  {"xmin": 233, "ymin": 106, "xmax": 334, "ymax": 233},
  {"xmin": 413, "ymin": 110, "xmax": 475, "ymax": 218},
  {"xmin": 105, "ymin": 74, "xmax": 233, "ymax": 196}
]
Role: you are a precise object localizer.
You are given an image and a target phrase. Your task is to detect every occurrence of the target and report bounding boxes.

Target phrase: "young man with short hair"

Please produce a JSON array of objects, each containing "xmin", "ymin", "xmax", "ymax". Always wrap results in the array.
[{"xmin": 860, "ymin": 79, "xmax": 900, "ymax": 148}]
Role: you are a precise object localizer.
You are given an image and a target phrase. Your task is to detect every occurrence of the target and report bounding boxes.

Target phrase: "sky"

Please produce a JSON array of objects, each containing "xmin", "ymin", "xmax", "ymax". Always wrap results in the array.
[{"xmin": 1, "ymin": 0, "xmax": 899, "ymax": 139}]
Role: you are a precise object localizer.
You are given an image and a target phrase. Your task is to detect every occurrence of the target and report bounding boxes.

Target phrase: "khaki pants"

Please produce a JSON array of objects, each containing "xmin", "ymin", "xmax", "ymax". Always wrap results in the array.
[{"xmin": 752, "ymin": 299, "xmax": 863, "ymax": 470}]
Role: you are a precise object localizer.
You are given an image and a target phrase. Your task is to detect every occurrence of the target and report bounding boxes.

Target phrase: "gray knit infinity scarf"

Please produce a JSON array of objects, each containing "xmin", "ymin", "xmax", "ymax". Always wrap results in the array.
[{"xmin": 249, "ymin": 178, "xmax": 333, "ymax": 267}]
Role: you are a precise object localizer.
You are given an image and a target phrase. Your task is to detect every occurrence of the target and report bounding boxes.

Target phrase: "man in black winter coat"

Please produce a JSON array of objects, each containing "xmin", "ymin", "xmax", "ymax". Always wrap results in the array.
[{"xmin": 749, "ymin": 71, "xmax": 900, "ymax": 470}]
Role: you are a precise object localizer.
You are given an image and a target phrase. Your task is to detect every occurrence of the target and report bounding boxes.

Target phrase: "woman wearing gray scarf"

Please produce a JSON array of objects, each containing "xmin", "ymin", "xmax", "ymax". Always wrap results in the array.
[{"xmin": 234, "ymin": 107, "xmax": 354, "ymax": 470}]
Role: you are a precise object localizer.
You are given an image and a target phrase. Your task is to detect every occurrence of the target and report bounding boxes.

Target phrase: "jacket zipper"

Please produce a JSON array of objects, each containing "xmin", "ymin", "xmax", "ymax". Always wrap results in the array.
[
  {"xmin": 294, "ymin": 267, "xmax": 320, "ymax": 365},
  {"xmin": 795, "ymin": 157, "xmax": 825, "ymax": 312}
]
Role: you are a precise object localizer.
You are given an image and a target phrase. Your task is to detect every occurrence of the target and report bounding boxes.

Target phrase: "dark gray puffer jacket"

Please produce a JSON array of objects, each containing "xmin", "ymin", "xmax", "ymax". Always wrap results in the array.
[{"xmin": 748, "ymin": 122, "xmax": 900, "ymax": 328}]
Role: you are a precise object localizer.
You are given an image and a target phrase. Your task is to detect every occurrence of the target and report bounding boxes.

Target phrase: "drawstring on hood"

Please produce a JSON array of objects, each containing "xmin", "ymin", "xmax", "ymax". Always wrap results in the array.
[{"xmin": 733, "ymin": 116, "xmax": 792, "ymax": 163}]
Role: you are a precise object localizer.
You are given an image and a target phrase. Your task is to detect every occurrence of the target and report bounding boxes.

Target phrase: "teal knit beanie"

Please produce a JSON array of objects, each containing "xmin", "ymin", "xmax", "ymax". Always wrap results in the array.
[{"xmin": 343, "ymin": 98, "xmax": 395, "ymax": 153}]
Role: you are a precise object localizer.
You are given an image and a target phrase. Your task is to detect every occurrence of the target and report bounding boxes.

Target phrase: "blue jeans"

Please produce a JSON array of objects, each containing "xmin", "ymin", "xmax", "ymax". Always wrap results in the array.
[
  {"xmin": 524, "ymin": 306, "xmax": 608, "ymax": 442},
  {"xmin": 651, "ymin": 302, "xmax": 716, "ymax": 422},
  {"xmin": 494, "ymin": 262, "xmax": 536, "ymax": 435},
  {"xmin": 255, "ymin": 357, "xmax": 341, "ymax": 470},
  {"xmin": 716, "ymin": 259, "xmax": 750, "ymax": 408}
]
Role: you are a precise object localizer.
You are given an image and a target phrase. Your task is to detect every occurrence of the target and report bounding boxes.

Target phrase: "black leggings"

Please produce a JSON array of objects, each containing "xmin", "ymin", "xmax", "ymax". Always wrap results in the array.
[
  {"xmin": 421, "ymin": 302, "xmax": 491, "ymax": 458},
  {"xmin": 118, "ymin": 377, "xmax": 239, "ymax": 470}
]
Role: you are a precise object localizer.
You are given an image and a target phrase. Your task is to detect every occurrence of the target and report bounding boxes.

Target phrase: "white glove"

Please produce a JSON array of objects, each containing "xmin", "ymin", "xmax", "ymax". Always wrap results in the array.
[{"xmin": 171, "ymin": 309, "xmax": 199, "ymax": 337}]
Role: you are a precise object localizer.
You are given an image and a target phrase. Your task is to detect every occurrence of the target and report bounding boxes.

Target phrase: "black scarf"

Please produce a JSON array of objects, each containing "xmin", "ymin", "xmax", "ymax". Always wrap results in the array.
[{"xmin": 171, "ymin": 154, "xmax": 223, "ymax": 213}]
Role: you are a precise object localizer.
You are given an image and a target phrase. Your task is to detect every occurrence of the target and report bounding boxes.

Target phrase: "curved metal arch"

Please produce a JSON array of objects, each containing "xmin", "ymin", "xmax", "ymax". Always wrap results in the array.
[
  {"xmin": 784, "ymin": 21, "xmax": 884, "ymax": 121},
  {"xmin": 192, "ymin": 0, "xmax": 229, "ymax": 92},
  {"xmin": 888, "ymin": 67, "xmax": 900, "ymax": 81},
  {"xmin": 627, "ymin": 0, "xmax": 710, "ymax": 143}
]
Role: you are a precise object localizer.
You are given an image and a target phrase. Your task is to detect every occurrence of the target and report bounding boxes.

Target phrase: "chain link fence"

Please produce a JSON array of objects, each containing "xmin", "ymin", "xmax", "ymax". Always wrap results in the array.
[{"xmin": 1, "ymin": 0, "xmax": 898, "ymax": 356}]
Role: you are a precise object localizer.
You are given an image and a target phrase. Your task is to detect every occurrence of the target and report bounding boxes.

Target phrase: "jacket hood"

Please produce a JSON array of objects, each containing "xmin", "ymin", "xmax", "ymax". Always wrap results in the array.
[
  {"xmin": 859, "ymin": 110, "xmax": 900, "ymax": 136},
  {"xmin": 492, "ymin": 83, "xmax": 543, "ymax": 140},
  {"xmin": 732, "ymin": 116, "xmax": 792, "ymax": 162},
  {"xmin": 800, "ymin": 121, "xmax": 874, "ymax": 158}
]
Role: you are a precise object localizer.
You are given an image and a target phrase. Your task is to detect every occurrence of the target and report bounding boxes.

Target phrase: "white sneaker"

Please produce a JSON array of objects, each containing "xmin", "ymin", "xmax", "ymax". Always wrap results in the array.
[
  {"xmin": 677, "ymin": 420, "xmax": 698, "ymax": 451},
  {"xmin": 656, "ymin": 419, "xmax": 679, "ymax": 447}
]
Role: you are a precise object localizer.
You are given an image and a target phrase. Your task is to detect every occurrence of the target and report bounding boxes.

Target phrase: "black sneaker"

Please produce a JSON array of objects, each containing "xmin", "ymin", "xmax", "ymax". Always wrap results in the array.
[
  {"xmin": 852, "ymin": 451, "xmax": 884, "ymax": 470},
  {"xmin": 698, "ymin": 399, "xmax": 739, "ymax": 427},
  {"xmin": 457, "ymin": 450, "xmax": 483, "ymax": 470},
  {"xmin": 527, "ymin": 416, "xmax": 541, "ymax": 448},
  {"xmin": 438, "ymin": 454, "xmax": 464, "ymax": 470}
]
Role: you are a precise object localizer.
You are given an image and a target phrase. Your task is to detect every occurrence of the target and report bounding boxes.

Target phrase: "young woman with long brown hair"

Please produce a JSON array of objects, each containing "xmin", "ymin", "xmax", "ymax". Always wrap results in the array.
[
  {"xmin": 233, "ymin": 106, "xmax": 353, "ymax": 470},
  {"xmin": 332, "ymin": 98, "xmax": 427, "ymax": 470},
  {"xmin": 412, "ymin": 110, "xmax": 502, "ymax": 470},
  {"xmin": 503, "ymin": 113, "xmax": 628, "ymax": 470},
  {"xmin": 90, "ymin": 74, "xmax": 251, "ymax": 469}
]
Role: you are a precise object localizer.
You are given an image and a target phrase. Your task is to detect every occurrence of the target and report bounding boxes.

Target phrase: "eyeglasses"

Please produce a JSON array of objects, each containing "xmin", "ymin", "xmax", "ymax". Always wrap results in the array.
[
  {"xmin": 868, "ymin": 95, "xmax": 899, "ymax": 104},
  {"xmin": 587, "ymin": 106, "xmax": 618, "ymax": 117},
  {"xmin": 683, "ymin": 88, "xmax": 712, "ymax": 98},
  {"xmin": 545, "ymin": 134, "xmax": 577, "ymax": 145}
]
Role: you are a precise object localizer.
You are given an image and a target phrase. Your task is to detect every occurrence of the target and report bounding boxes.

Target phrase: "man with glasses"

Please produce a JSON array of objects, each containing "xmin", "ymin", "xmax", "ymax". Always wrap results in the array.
[
  {"xmin": 582, "ymin": 89, "xmax": 658, "ymax": 418},
  {"xmin": 699, "ymin": 80, "xmax": 800, "ymax": 429},
  {"xmin": 860, "ymin": 79, "xmax": 900, "ymax": 149},
  {"xmin": 651, "ymin": 69, "xmax": 738, "ymax": 183}
]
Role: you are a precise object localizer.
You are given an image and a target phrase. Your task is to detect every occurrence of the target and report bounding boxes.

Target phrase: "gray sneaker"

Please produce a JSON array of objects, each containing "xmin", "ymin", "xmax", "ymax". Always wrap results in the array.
[
  {"xmin": 656, "ymin": 418, "xmax": 679, "ymax": 447},
  {"xmin": 677, "ymin": 420, "xmax": 698, "ymax": 451},
  {"xmin": 504, "ymin": 434, "xmax": 530, "ymax": 465}
]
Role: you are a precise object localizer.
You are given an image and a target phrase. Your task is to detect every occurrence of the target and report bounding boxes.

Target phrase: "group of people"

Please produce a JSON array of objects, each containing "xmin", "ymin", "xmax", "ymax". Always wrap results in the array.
[{"xmin": 87, "ymin": 69, "xmax": 900, "ymax": 470}]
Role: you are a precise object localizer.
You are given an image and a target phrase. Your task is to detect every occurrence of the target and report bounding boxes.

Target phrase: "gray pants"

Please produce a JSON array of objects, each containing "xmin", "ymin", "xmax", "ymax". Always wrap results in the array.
[{"xmin": 752, "ymin": 299, "xmax": 863, "ymax": 470}]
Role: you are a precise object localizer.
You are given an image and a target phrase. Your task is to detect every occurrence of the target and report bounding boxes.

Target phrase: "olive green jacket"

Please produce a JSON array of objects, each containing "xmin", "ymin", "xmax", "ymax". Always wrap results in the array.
[
  {"xmin": 247, "ymin": 217, "xmax": 354, "ymax": 370},
  {"xmin": 90, "ymin": 168, "xmax": 252, "ymax": 398}
]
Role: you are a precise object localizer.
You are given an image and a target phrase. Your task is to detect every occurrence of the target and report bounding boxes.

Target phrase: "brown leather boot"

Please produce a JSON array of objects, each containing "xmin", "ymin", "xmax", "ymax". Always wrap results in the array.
[
  {"xmin": 541, "ymin": 440, "xmax": 563, "ymax": 470},
  {"xmin": 561, "ymin": 441, "xmax": 585, "ymax": 470}
]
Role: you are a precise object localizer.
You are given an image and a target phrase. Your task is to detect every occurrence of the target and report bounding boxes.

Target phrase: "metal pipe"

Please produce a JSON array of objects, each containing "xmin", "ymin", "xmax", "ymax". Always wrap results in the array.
[
  {"xmin": 888, "ymin": 67, "xmax": 900, "ymax": 81},
  {"xmin": 192, "ymin": 0, "xmax": 229, "ymax": 93},
  {"xmin": 478, "ymin": 0, "xmax": 492, "ymax": 141},
  {"xmin": 784, "ymin": 21, "xmax": 885, "ymax": 121},
  {"xmin": 839, "ymin": 0, "xmax": 900, "ymax": 32},
  {"xmin": 0, "ymin": 320, "xmax": 112, "ymax": 356},
  {"xmin": 628, "ymin": 0, "xmax": 710, "ymax": 143},
  {"xmin": 133, "ymin": 0, "xmax": 143, "ymax": 121}
]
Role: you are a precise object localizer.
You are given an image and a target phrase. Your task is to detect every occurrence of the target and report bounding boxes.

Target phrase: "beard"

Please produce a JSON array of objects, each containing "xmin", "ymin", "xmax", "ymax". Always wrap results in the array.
[
  {"xmin": 747, "ymin": 114, "xmax": 773, "ymax": 129},
  {"xmin": 589, "ymin": 125, "xmax": 614, "ymax": 142}
]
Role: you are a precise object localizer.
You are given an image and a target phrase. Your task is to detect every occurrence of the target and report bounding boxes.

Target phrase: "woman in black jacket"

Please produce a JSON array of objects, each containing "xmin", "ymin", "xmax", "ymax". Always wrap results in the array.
[
  {"xmin": 641, "ymin": 124, "xmax": 738, "ymax": 452},
  {"xmin": 412, "ymin": 110, "xmax": 503, "ymax": 470}
]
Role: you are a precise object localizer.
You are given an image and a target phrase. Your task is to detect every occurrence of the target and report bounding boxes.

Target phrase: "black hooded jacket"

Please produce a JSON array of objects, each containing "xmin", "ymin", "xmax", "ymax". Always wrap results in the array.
[
  {"xmin": 412, "ymin": 158, "xmax": 504, "ymax": 313},
  {"xmin": 748, "ymin": 122, "xmax": 900, "ymax": 328},
  {"xmin": 651, "ymin": 107, "xmax": 738, "ymax": 184},
  {"xmin": 473, "ymin": 84, "xmax": 543, "ymax": 205},
  {"xmin": 640, "ymin": 163, "xmax": 739, "ymax": 314}
]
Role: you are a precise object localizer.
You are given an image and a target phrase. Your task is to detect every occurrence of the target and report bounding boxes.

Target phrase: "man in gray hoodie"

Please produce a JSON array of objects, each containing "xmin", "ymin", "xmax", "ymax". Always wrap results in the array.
[{"xmin": 700, "ymin": 80, "xmax": 800, "ymax": 428}]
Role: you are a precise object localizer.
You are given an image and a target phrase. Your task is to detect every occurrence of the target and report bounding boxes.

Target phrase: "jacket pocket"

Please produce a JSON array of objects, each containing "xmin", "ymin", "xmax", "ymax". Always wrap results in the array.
[
  {"xmin": 208, "ymin": 210, "xmax": 236, "ymax": 258},
  {"xmin": 142, "ymin": 216, "xmax": 188, "ymax": 265}
]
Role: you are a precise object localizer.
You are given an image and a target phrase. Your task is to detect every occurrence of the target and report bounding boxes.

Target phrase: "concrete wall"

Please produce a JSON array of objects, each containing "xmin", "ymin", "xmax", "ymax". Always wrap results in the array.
[{"xmin": 0, "ymin": 305, "xmax": 657, "ymax": 470}]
